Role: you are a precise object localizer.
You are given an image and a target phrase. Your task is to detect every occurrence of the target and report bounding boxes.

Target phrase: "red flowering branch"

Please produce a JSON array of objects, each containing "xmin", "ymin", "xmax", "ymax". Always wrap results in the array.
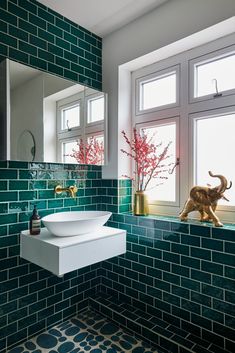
[
  {"xmin": 66, "ymin": 137, "xmax": 104, "ymax": 165},
  {"xmin": 121, "ymin": 128, "xmax": 173, "ymax": 191}
]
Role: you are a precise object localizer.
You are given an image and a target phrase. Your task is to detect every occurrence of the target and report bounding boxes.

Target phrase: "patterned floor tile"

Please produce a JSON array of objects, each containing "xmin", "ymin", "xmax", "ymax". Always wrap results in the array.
[{"xmin": 8, "ymin": 309, "xmax": 158, "ymax": 353}]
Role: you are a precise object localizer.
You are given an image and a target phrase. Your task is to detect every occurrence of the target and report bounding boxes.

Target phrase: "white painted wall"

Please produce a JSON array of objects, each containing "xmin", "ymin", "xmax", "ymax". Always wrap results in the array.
[{"xmin": 102, "ymin": 0, "xmax": 235, "ymax": 178}]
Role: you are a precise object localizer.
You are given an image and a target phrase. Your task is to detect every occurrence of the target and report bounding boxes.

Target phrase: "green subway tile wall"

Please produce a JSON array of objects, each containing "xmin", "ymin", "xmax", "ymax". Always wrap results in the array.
[
  {"xmin": 96, "ymin": 201, "xmax": 235, "ymax": 352},
  {"xmin": 0, "ymin": 0, "xmax": 103, "ymax": 350},
  {"xmin": 0, "ymin": 161, "xmax": 103, "ymax": 352},
  {"xmin": 0, "ymin": 0, "xmax": 102, "ymax": 89}
]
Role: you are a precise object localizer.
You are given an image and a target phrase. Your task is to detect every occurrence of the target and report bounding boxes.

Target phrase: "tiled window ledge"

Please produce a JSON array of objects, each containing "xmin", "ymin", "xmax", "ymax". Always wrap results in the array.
[{"xmin": 109, "ymin": 212, "xmax": 235, "ymax": 243}]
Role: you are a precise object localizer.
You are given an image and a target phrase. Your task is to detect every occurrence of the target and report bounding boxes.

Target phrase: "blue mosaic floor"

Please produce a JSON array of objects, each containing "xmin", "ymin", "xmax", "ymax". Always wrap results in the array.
[{"xmin": 8, "ymin": 309, "xmax": 158, "ymax": 353}]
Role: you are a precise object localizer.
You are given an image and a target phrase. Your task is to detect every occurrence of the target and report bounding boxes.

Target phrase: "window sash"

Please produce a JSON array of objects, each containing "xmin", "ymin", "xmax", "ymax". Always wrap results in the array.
[
  {"xmin": 189, "ymin": 106, "xmax": 235, "ymax": 222},
  {"xmin": 135, "ymin": 117, "xmax": 180, "ymax": 208},
  {"xmin": 189, "ymin": 44, "xmax": 235, "ymax": 103},
  {"xmin": 135, "ymin": 65, "xmax": 180, "ymax": 115}
]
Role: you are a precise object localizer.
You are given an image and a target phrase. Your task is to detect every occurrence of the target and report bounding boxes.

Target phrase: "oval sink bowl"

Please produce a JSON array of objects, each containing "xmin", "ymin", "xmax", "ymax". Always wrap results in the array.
[{"xmin": 42, "ymin": 211, "xmax": 112, "ymax": 237}]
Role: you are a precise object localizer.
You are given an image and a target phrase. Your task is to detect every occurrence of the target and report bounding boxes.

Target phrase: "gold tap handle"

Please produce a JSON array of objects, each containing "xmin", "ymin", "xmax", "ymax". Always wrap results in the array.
[
  {"xmin": 54, "ymin": 185, "xmax": 78, "ymax": 198},
  {"xmin": 54, "ymin": 185, "xmax": 63, "ymax": 194}
]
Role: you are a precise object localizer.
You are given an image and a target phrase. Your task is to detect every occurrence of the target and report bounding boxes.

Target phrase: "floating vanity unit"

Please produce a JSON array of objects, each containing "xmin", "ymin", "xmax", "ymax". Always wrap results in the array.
[{"xmin": 20, "ymin": 227, "xmax": 126, "ymax": 276}]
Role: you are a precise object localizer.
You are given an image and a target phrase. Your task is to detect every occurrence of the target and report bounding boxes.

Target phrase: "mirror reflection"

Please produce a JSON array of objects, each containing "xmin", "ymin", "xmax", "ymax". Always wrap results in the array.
[{"xmin": 5, "ymin": 59, "xmax": 107, "ymax": 165}]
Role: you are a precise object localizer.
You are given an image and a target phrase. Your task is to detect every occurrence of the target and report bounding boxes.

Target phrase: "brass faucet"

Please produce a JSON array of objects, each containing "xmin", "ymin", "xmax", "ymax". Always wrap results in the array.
[{"xmin": 54, "ymin": 185, "xmax": 78, "ymax": 198}]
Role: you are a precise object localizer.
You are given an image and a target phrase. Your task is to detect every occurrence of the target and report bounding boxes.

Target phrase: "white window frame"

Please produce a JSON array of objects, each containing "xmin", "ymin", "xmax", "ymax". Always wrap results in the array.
[
  {"xmin": 85, "ymin": 92, "xmax": 105, "ymax": 125},
  {"xmin": 132, "ymin": 32, "xmax": 235, "ymax": 220},
  {"xmin": 57, "ymin": 93, "xmax": 84, "ymax": 163},
  {"xmin": 189, "ymin": 106, "xmax": 235, "ymax": 223},
  {"xmin": 135, "ymin": 64, "xmax": 180, "ymax": 116},
  {"xmin": 189, "ymin": 44, "xmax": 235, "ymax": 104},
  {"xmin": 56, "ymin": 91, "xmax": 107, "ymax": 164},
  {"xmin": 136, "ymin": 117, "xmax": 180, "ymax": 214}
]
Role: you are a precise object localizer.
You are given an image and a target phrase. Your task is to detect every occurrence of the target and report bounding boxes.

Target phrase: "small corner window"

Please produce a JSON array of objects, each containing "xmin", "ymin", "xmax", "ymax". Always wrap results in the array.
[
  {"xmin": 87, "ymin": 94, "xmax": 105, "ymax": 124},
  {"xmin": 190, "ymin": 47, "xmax": 235, "ymax": 101},
  {"xmin": 136, "ymin": 65, "xmax": 179, "ymax": 114}
]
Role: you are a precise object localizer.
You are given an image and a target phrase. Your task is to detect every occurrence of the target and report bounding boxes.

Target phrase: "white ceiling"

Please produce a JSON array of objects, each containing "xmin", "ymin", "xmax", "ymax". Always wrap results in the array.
[{"xmin": 37, "ymin": 0, "xmax": 169, "ymax": 37}]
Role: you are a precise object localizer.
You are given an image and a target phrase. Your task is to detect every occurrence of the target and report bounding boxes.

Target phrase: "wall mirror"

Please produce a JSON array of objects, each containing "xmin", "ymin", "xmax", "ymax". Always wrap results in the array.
[{"xmin": 0, "ymin": 59, "xmax": 107, "ymax": 165}]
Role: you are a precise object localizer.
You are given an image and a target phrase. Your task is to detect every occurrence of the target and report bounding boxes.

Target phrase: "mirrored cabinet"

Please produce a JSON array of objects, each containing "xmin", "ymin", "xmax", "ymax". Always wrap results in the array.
[{"xmin": 0, "ymin": 59, "xmax": 107, "ymax": 165}]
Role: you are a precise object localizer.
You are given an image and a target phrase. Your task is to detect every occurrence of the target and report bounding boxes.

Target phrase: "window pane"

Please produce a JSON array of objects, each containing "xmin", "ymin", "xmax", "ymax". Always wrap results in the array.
[
  {"xmin": 62, "ymin": 104, "xmax": 80, "ymax": 130},
  {"xmin": 195, "ymin": 113, "xmax": 235, "ymax": 206},
  {"xmin": 142, "ymin": 123, "xmax": 176, "ymax": 202},
  {"xmin": 140, "ymin": 72, "xmax": 176, "ymax": 110},
  {"xmin": 195, "ymin": 54, "xmax": 235, "ymax": 97},
  {"xmin": 87, "ymin": 135, "xmax": 104, "ymax": 165},
  {"xmin": 88, "ymin": 96, "xmax": 104, "ymax": 123},
  {"xmin": 63, "ymin": 140, "xmax": 78, "ymax": 163}
]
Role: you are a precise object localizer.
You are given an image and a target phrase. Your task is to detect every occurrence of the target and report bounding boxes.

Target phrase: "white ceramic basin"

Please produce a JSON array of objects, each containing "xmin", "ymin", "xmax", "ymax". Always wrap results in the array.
[{"xmin": 42, "ymin": 211, "xmax": 112, "ymax": 237}]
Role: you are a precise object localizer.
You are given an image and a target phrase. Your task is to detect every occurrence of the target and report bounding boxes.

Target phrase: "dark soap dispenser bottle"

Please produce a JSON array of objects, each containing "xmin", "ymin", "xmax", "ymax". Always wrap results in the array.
[{"xmin": 30, "ymin": 205, "xmax": 41, "ymax": 235}]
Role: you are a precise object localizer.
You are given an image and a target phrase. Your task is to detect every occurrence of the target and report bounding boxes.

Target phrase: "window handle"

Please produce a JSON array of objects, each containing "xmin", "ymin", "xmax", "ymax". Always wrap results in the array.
[
  {"xmin": 169, "ymin": 157, "xmax": 180, "ymax": 174},
  {"xmin": 66, "ymin": 120, "xmax": 71, "ymax": 131},
  {"xmin": 212, "ymin": 78, "xmax": 222, "ymax": 98}
]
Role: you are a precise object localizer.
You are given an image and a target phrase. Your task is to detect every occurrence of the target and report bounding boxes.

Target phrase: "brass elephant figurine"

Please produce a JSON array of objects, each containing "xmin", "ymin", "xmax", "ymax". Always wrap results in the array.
[{"xmin": 180, "ymin": 171, "xmax": 232, "ymax": 227}]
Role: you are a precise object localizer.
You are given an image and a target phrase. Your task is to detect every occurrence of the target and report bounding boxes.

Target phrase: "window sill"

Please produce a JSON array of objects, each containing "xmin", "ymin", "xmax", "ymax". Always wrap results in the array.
[{"xmin": 124, "ymin": 211, "xmax": 235, "ymax": 233}]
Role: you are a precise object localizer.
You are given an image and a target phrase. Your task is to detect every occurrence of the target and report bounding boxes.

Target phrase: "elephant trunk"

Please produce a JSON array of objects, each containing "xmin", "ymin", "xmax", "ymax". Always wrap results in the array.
[{"xmin": 208, "ymin": 171, "xmax": 230, "ymax": 193}]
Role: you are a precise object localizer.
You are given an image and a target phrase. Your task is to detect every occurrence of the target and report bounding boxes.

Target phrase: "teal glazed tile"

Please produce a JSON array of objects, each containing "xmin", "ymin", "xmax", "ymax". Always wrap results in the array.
[
  {"xmin": 9, "ymin": 180, "xmax": 28, "ymax": 190},
  {"xmin": 0, "ymin": 203, "xmax": 8, "ymax": 214},
  {"xmin": 19, "ymin": 18, "xmax": 37, "ymax": 35},
  {"xmin": 212, "ymin": 227, "xmax": 235, "ymax": 242},
  {"xmin": 0, "ymin": 169, "xmax": 17, "ymax": 179},
  {"xmin": 30, "ymin": 56, "xmax": 47, "ymax": 70},
  {"xmin": 190, "ymin": 224, "xmax": 211, "ymax": 237},
  {"xmin": 0, "ymin": 8, "xmax": 17, "ymax": 26},
  {"xmin": 29, "ymin": 13, "xmax": 47, "ymax": 29},
  {"xmin": 171, "ymin": 243, "xmax": 189, "ymax": 255},
  {"xmin": 38, "ymin": 48, "xmax": 55, "ymax": 63},
  {"xmin": 191, "ymin": 247, "xmax": 211, "ymax": 261},
  {"xmin": 162, "ymin": 231, "xmax": 180, "ymax": 242},
  {"xmin": 38, "ymin": 7, "xmax": 54, "ymax": 23},
  {"xmin": 9, "ymin": 23, "xmax": 28, "ymax": 40},
  {"xmin": 212, "ymin": 252, "xmax": 235, "ymax": 266},
  {"xmin": 0, "ymin": 43, "xmax": 7, "ymax": 56},
  {"xmin": 181, "ymin": 255, "xmax": 200, "ymax": 269},
  {"xmin": 55, "ymin": 17, "xmax": 70, "ymax": 31},
  {"xmin": 225, "ymin": 241, "xmax": 235, "ymax": 254},
  {"xmin": 0, "ymin": 191, "xmax": 18, "ymax": 202},
  {"xmin": 191, "ymin": 269, "xmax": 211, "ymax": 284},
  {"xmin": 172, "ymin": 263, "xmax": 190, "ymax": 277},
  {"xmin": 9, "ymin": 201, "xmax": 28, "ymax": 213},
  {"xmin": 171, "ymin": 222, "xmax": 189, "ymax": 234},
  {"xmin": 202, "ymin": 283, "xmax": 224, "ymax": 300},
  {"xmin": 8, "ymin": 2, "xmax": 28, "ymax": 19},
  {"xmin": 8, "ymin": 161, "xmax": 29, "ymax": 169},
  {"xmin": 225, "ymin": 265, "xmax": 235, "ymax": 280},
  {"xmin": 19, "ymin": 191, "xmax": 37, "ymax": 201},
  {"xmin": 213, "ymin": 275, "xmax": 235, "ymax": 291},
  {"xmin": 201, "ymin": 260, "xmax": 223, "ymax": 276},
  {"xmin": 18, "ymin": 0, "xmax": 37, "ymax": 14},
  {"xmin": 181, "ymin": 233, "xmax": 200, "ymax": 246}
]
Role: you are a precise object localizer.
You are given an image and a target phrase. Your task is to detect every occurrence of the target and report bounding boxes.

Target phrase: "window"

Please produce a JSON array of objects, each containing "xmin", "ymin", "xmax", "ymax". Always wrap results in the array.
[
  {"xmin": 193, "ymin": 111, "xmax": 235, "ymax": 206},
  {"xmin": 190, "ymin": 46, "xmax": 235, "ymax": 102},
  {"xmin": 61, "ymin": 104, "xmax": 80, "ymax": 130},
  {"xmin": 132, "ymin": 34, "xmax": 235, "ymax": 220},
  {"xmin": 140, "ymin": 121, "xmax": 177, "ymax": 203},
  {"xmin": 87, "ymin": 95, "xmax": 105, "ymax": 123},
  {"xmin": 63, "ymin": 140, "xmax": 78, "ymax": 163},
  {"xmin": 136, "ymin": 66, "xmax": 179, "ymax": 114},
  {"xmin": 56, "ymin": 91, "xmax": 106, "ymax": 164}
]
